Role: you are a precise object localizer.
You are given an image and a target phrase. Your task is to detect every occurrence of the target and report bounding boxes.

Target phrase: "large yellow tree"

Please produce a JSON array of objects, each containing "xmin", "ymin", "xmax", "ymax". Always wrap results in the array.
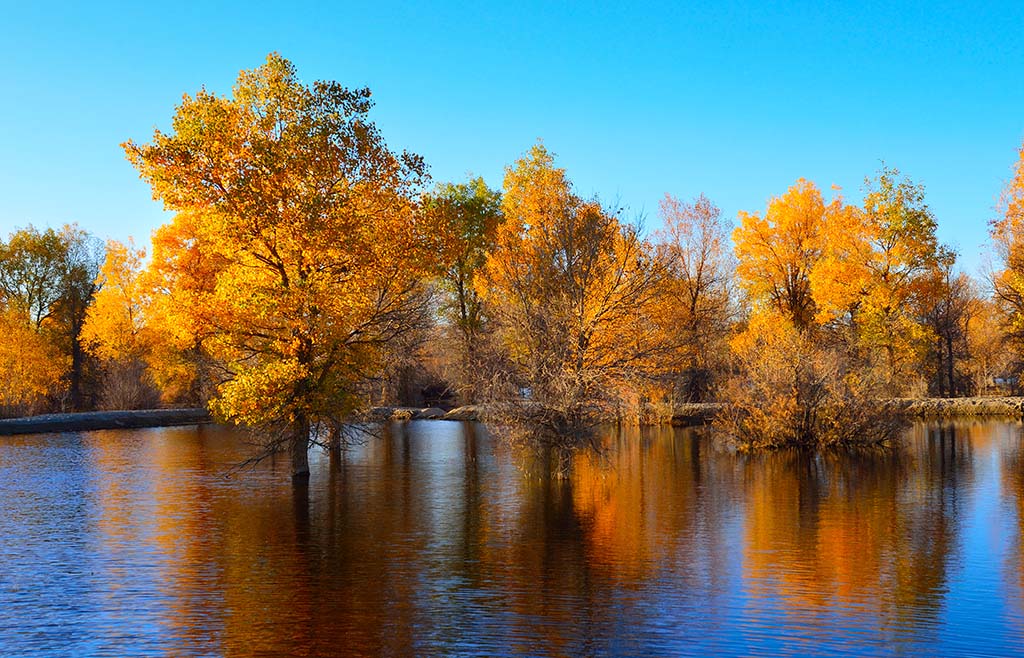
[
  {"xmin": 124, "ymin": 54, "xmax": 439, "ymax": 478},
  {"xmin": 732, "ymin": 179, "xmax": 840, "ymax": 330},
  {"xmin": 813, "ymin": 168, "xmax": 943, "ymax": 391}
]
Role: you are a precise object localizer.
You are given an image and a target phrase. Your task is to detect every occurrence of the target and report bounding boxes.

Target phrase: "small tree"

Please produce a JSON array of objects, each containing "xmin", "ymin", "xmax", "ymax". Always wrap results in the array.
[
  {"xmin": 718, "ymin": 313, "xmax": 902, "ymax": 450},
  {"xmin": 423, "ymin": 177, "xmax": 503, "ymax": 402},
  {"xmin": 80, "ymin": 239, "xmax": 160, "ymax": 409},
  {"xmin": 652, "ymin": 193, "xmax": 733, "ymax": 402},
  {"xmin": 478, "ymin": 143, "xmax": 667, "ymax": 469}
]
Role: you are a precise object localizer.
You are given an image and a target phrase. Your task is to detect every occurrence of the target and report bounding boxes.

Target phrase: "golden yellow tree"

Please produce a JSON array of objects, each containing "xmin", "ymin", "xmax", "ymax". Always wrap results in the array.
[
  {"xmin": 124, "ymin": 54, "xmax": 439, "ymax": 479},
  {"xmin": 80, "ymin": 239, "xmax": 160, "ymax": 409},
  {"xmin": 992, "ymin": 140, "xmax": 1024, "ymax": 351},
  {"xmin": 0, "ymin": 308, "xmax": 68, "ymax": 415},
  {"xmin": 139, "ymin": 210, "xmax": 229, "ymax": 405},
  {"xmin": 81, "ymin": 240, "xmax": 147, "ymax": 362},
  {"xmin": 733, "ymin": 179, "xmax": 839, "ymax": 329},
  {"xmin": 724, "ymin": 178, "xmax": 904, "ymax": 448},
  {"xmin": 812, "ymin": 167, "xmax": 943, "ymax": 392},
  {"xmin": 478, "ymin": 143, "xmax": 666, "ymax": 465}
]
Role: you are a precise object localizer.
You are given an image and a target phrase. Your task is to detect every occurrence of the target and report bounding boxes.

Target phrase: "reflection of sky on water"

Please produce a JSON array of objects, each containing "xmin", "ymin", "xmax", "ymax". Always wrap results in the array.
[{"xmin": 0, "ymin": 420, "xmax": 1023, "ymax": 656}]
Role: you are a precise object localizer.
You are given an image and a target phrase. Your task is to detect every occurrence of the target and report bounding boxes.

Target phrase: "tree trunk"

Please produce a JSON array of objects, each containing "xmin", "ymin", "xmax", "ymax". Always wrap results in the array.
[
  {"xmin": 290, "ymin": 416, "xmax": 310, "ymax": 481},
  {"xmin": 946, "ymin": 333, "xmax": 955, "ymax": 397}
]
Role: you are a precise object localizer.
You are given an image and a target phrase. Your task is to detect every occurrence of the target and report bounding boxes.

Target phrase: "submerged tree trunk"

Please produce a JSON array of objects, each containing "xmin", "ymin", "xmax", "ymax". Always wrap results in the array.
[{"xmin": 290, "ymin": 415, "xmax": 310, "ymax": 480}]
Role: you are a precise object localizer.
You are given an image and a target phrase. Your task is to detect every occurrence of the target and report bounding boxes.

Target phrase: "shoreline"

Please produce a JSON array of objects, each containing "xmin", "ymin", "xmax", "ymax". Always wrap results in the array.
[
  {"xmin": 1, "ymin": 397, "xmax": 1022, "ymax": 437},
  {"xmin": 372, "ymin": 397, "xmax": 1024, "ymax": 427},
  {"xmin": 0, "ymin": 408, "xmax": 212, "ymax": 436}
]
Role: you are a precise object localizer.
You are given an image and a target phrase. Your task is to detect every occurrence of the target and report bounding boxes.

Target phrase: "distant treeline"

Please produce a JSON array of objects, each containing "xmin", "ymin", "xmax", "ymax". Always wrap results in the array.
[{"xmin": 4, "ymin": 54, "xmax": 1024, "ymax": 473}]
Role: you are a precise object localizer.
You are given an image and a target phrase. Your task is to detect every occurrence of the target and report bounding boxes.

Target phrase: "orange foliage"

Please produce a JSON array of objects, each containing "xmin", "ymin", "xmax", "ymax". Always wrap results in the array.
[
  {"xmin": 478, "ymin": 142, "xmax": 666, "ymax": 453},
  {"xmin": 0, "ymin": 308, "xmax": 68, "ymax": 414},
  {"xmin": 122, "ymin": 54, "xmax": 440, "ymax": 474},
  {"xmin": 81, "ymin": 239, "xmax": 148, "ymax": 362},
  {"xmin": 992, "ymin": 140, "xmax": 1024, "ymax": 349},
  {"xmin": 733, "ymin": 179, "xmax": 838, "ymax": 329}
]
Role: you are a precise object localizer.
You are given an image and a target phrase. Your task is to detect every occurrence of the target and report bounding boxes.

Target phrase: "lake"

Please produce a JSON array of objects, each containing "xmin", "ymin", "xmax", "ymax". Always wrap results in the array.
[{"xmin": 1, "ymin": 420, "xmax": 1022, "ymax": 656}]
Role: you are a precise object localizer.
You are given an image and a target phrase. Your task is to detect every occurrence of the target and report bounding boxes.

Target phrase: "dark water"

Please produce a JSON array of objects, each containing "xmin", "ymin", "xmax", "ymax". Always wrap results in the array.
[{"xmin": 1, "ymin": 420, "xmax": 1023, "ymax": 656}]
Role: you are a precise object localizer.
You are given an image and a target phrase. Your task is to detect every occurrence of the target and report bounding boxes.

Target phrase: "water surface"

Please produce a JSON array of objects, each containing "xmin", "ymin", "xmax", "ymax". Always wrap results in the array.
[{"xmin": 1, "ymin": 420, "xmax": 1022, "ymax": 656}]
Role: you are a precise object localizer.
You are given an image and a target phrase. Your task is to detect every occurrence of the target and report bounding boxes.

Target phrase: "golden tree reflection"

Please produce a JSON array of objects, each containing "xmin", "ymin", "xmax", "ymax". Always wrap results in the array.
[{"xmin": 741, "ymin": 422, "xmax": 972, "ymax": 642}]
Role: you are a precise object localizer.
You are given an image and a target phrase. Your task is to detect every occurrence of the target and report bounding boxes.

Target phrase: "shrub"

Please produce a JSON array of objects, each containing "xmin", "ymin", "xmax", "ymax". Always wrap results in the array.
[{"xmin": 717, "ymin": 314, "xmax": 904, "ymax": 450}]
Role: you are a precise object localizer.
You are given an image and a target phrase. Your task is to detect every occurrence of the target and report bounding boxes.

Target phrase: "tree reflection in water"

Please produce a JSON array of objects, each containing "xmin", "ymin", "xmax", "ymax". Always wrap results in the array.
[{"xmin": 1, "ymin": 420, "xmax": 1023, "ymax": 655}]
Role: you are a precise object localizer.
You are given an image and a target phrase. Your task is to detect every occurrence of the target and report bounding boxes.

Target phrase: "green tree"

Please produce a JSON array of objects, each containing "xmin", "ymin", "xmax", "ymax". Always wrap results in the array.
[{"xmin": 423, "ymin": 176, "xmax": 503, "ymax": 401}]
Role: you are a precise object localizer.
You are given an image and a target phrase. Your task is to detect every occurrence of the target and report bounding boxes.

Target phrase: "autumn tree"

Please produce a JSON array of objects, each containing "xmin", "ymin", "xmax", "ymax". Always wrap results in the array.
[
  {"xmin": 124, "ymin": 54, "xmax": 438, "ymax": 479},
  {"xmin": 723, "ymin": 178, "xmax": 906, "ymax": 449},
  {"xmin": 139, "ymin": 210, "xmax": 225, "ymax": 405},
  {"xmin": 0, "ymin": 226, "xmax": 69, "ymax": 329},
  {"xmin": 51, "ymin": 226, "xmax": 104, "ymax": 409},
  {"xmin": 478, "ymin": 143, "xmax": 666, "ymax": 468},
  {"xmin": 992, "ymin": 139, "xmax": 1024, "ymax": 354},
  {"xmin": 80, "ymin": 239, "xmax": 160, "ymax": 409},
  {"xmin": 966, "ymin": 297, "xmax": 1014, "ymax": 394},
  {"xmin": 422, "ymin": 177, "xmax": 503, "ymax": 402},
  {"xmin": 718, "ymin": 312, "xmax": 903, "ymax": 450},
  {"xmin": 732, "ymin": 179, "xmax": 838, "ymax": 330},
  {"xmin": 812, "ymin": 167, "xmax": 942, "ymax": 392},
  {"xmin": 0, "ymin": 224, "xmax": 101, "ymax": 411},
  {"xmin": 0, "ymin": 309, "xmax": 67, "ymax": 416},
  {"xmin": 916, "ymin": 255, "xmax": 977, "ymax": 397},
  {"xmin": 652, "ymin": 193, "xmax": 733, "ymax": 402}
]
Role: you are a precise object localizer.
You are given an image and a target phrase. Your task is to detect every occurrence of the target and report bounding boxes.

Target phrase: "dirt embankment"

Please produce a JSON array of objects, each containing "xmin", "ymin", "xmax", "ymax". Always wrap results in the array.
[
  {"xmin": 372, "ymin": 398, "xmax": 1024, "ymax": 426},
  {"xmin": 884, "ymin": 397, "xmax": 1024, "ymax": 418},
  {"xmin": 369, "ymin": 403, "xmax": 725, "ymax": 426},
  {"xmin": 3, "ymin": 397, "xmax": 1018, "ymax": 437},
  {"xmin": 0, "ymin": 408, "xmax": 212, "ymax": 436}
]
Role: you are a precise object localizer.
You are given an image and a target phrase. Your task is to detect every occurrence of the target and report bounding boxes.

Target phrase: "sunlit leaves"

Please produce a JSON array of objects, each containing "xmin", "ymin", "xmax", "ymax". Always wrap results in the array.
[
  {"xmin": 81, "ymin": 239, "xmax": 148, "ymax": 362},
  {"xmin": 0, "ymin": 308, "xmax": 68, "ymax": 413},
  {"xmin": 124, "ymin": 53, "xmax": 437, "ymax": 459},
  {"xmin": 478, "ymin": 142, "xmax": 666, "ymax": 450},
  {"xmin": 733, "ymin": 179, "xmax": 834, "ymax": 329}
]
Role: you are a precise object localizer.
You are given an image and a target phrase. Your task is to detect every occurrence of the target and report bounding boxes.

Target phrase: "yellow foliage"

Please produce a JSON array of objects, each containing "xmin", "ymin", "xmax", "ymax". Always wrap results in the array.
[
  {"xmin": 477, "ymin": 142, "xmax": 666, "ymax": 451},
  {"xmin": 80, "ymin": 239, "xmax": 148, "ymax": 362},
  {"xmin": 733, "ymin": 179, "xmax": 838, "ymax": 328},
  {"xmin": 720, "ymin": 310, "xmax": 902, "ymax": 449},
  {"xmin": 992, "ymin": 141, "xmax": 1024, "ymax": 348},
  {"xmin": 812, "ymin": 168, "xmax": 941, "ymax": 391},
  {"xmin": 123, "ymin": 54, "xmax": 440, "ymax": 461},
  {"xmin": 0, "ymin": 309, "xmax": 68, "ymax": 413}
]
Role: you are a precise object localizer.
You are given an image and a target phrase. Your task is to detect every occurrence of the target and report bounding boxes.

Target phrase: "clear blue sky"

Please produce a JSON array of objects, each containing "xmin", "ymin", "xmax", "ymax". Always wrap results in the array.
[{"xmin": 1, "ymin": 1, "xmax": 1022, "ymax": 273}]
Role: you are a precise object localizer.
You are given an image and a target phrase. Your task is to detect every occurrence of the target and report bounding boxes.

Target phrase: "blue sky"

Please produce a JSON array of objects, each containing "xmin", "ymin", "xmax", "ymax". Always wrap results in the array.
[{"xmin": 1, "ymin": 1, "xmax": 1022, "ymax": 273}]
